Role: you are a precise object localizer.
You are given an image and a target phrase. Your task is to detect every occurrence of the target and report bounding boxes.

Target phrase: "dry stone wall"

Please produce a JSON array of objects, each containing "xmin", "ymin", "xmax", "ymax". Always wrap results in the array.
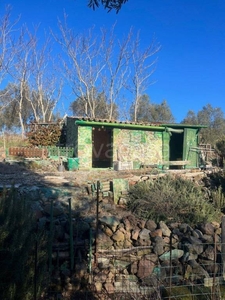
[
  {"xmin": 25, "ymin": 181, "xmax": 224, "ymax": 299},
  {"xmin": 94, "ymin": 215, "xmax": 222, "ymax": 297}
]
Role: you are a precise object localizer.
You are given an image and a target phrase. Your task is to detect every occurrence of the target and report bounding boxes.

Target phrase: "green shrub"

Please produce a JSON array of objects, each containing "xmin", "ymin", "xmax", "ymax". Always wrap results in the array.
[
  {"xmin": 203, "ymin": 171, "xmax": 225, "ymax": 212},
  {"xmin": 211, "ymin": 186, "xmax": 225, "ymax": 210},
  {"xmin": 0, "ymin": 187, "xmax": 48, "ymax": 300},
  {"xmin": 127, "ymin": 175, "xmax": 221, "ymax": 225}
]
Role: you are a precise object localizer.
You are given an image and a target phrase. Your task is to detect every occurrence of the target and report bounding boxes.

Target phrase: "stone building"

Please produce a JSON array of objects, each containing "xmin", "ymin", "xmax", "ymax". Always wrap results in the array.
[{"xmin": 65, "ymin": 117, "xmax": 206, "ymax": 170}]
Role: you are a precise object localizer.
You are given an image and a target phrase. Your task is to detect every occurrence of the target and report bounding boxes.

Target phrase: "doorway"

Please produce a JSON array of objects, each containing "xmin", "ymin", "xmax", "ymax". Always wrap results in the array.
[
  {"xmin": 92, "ymin": 127, "xmax": 113, "ymax": 168},
  {"xmin": 169, "ymin": 132, "xmax": 184, "ymax": 168}
]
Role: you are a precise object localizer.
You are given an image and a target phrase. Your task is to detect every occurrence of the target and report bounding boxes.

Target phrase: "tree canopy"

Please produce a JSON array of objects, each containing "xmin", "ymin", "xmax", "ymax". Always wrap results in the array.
[
  {"xmin": 0, "ymin": 83, "xmax": 32, "ymax": 131},
  {"xmin": 130, "ymin": 94, "xmax": 175, "ymax": 123},
  {"xmin": 70, "ymin": 91, "xmax": 119, "ymax": 119},
  {"xmin": 182, "ymin": 104, "xmax": 225, "ymax": 146},
  {"xmin": 88, "ymin": 0, "xmax": 128, "ymax": 12},
  {"xmin": 0, "ymin": 83, "xmax": 60, "ymax": 133}
]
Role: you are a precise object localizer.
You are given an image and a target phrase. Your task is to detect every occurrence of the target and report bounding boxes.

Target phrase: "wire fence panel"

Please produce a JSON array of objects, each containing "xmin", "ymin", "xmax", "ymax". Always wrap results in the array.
[
  {"xmin": 44, "ymin": 146, "xmax": 74, "ymax": 158},
  {"xmin": 86, "ymin": 239, "xmax": 225, "ymax": 300}
]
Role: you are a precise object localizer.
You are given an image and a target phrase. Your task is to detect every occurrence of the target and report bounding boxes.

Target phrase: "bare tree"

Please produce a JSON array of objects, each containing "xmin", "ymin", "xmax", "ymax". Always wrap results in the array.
[
  {"xmin": 0, "ymin": 6, "xmax": 20, "ymax": 108},
  {"xmin": 28, "ymin": 32, "xmax": 63, "ymax": 123},
  {"xmin": 0, "ymin": 9, "xmax": 31, "ymax": 133},
  {"xmin": 100, "ymin": 24, "xmax": 131, "ymax": 119},
  {"xmin": 0, "ymin": 8, "xmax": 62, "ymax": 137},
  {"xmin": 56, "ymin": 19, "xmax": 134, "ymax": 120},
  {"xmin": 56, "ymin": 19, "xmax": 160, "ymax": 121},
  {"xmin": 0, "ymin": 6, "xmax": 19, "ymax": 83},
  {"xmin": 128, "ymin": 32, "xmax": 161, "ymax": 122},
  {"xmin": 8, "ymin": 25, "xmax": 62, "ymax": 137},
  {"xmin": 8, "ymin": 25, "xmax": 35, "ymax": 138},
  {"xmin": 56, "ymin": 16, "xmax": 107, "ymax": 118}
]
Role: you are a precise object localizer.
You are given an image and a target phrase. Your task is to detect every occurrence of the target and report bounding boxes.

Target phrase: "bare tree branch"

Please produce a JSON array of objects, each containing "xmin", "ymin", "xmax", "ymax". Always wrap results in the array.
[
  {"xmin": 56, "ymin": 15, "xmax": 107, "ymax": 118},
  {"xmin": 8, "ymin": 25, "xmax": 35, "ymax": 137},
  {"xmin": 127, "ymin": 32, "xmax": 161, "ymax": 122},
  {"xmin": 0, "ymin": 6, "xmax": 20, "ymax": 85},
  {"xmin": 100, "ymin": 24, "xmax": 131, "ymax": 119},
  {"xmin": 7, "ymin": 25, "xmax": 62, "ymax": 136},
  {"xmin": 56, "ymin": 19, "xmax": 160, "ymax": 121},
  {"xmin": 29, "ymin": 31, "xmax": 63, "ymax": 123}
]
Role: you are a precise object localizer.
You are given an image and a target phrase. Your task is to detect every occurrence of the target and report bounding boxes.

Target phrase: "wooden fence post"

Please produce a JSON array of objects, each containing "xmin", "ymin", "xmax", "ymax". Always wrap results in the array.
[
  {"xmin": 221, "ymin": 216, "xmax": 225, "ymax": 279},
  {"xmin": 94, "ymin": 181, "xmax": 100, "ymax": 265}
]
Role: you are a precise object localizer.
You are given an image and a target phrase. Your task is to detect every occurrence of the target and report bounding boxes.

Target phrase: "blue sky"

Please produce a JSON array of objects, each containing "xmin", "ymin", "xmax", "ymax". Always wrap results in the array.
[{"xmin": 1, "ymin": 0, "xmax": 225, "ymax": 122}]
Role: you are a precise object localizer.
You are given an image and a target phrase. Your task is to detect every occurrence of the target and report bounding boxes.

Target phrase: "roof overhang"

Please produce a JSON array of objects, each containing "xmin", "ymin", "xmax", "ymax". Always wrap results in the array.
[
  {"xmin": 162, "ymin": 123, "xmax": 207, "ymax": 129},
  {"xmin": 75, "ymin": 120, "xmax": 207, "ymax": 131},
  {"xmin": 75, "ymin": 120, "xmax": 165, "ymax": 131}
]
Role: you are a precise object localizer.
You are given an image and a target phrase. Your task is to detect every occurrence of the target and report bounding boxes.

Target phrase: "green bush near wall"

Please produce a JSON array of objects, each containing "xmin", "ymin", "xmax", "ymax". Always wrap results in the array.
[{"xmin": 127, "ymin": 175, "xmax": 221, "ymax": 225}]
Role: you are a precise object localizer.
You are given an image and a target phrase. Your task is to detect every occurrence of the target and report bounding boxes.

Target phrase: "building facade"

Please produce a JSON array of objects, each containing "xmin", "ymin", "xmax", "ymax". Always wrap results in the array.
[{"xmin": 65, "ymin": 117, "xmax": 205, "ymax": 170}]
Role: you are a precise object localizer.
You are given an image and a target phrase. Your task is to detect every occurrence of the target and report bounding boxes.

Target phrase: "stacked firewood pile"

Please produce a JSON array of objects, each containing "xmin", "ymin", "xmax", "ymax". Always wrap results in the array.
[{"xmin": 26, "ymin": 122, "xmax": 62, "ymax": 146}]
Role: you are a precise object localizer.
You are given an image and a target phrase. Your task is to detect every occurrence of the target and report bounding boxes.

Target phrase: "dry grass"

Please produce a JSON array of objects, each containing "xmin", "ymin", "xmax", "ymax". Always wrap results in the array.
[{"xmin": 0, "ymin": 133, "xmax": 30, "ymax": 149}]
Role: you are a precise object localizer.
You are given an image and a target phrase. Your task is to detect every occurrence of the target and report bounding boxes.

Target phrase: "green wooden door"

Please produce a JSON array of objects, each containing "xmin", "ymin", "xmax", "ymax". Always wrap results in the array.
[
  {"xmin": 162, "ymin": 131, "xmax": 170, "ymax": 168},
  {"xmin": 183, "ymin": 128, "xmax": 198, "ymax": 168}
]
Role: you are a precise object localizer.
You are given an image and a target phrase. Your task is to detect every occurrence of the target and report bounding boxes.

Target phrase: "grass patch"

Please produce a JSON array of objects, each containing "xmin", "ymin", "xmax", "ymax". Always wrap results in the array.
[{"xmin": 0, "ymin": 133, "xmax": 30, "ymax": 149}]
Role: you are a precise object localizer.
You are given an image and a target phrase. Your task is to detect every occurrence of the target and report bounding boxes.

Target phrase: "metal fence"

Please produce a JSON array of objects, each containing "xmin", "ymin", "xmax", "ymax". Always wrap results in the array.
[
  {"xmin": 45, "ymin": 230, "xmax": 225, "ymax": 299},
  {"xmin": 86, "ymin": 241, "xmax": 225, "ymax": 300},
  {"xmin": 43, "ymin": 146, "xmax": 74, "ymax": 158}
]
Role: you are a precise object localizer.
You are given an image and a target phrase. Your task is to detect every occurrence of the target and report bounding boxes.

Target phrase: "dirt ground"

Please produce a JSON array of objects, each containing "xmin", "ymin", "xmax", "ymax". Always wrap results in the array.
[
  {"xmin": 0, "ymin": 157, "xmax": 210, "ymax": 189},
  {"xmin": 0, "ymin": 160, "xmax": 153, "ymax": 187}
]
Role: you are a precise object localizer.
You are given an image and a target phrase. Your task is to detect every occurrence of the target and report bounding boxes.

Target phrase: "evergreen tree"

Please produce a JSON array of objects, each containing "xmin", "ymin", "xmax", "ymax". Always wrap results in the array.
[
  {"xmin": 130, "ymin": 94, "xmax": 174, "ymax": 123},
  {"xmin": 70, "ymin": 91, "xmax": 119, "ymax": 119},
  {"xmin": 182, "ymin": 104, "xmax": 225, "ymax": 146},
  {"xmin": 0, "ymin": 83, "xmax": 32, "ymax": 131}
]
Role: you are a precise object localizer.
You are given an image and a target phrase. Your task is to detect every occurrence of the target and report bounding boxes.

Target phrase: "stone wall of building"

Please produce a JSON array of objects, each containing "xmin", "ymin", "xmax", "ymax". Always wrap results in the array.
[
  {"xmin": 113, "ymin": 129, "xmax": 163, "ymax": 168},
  {"xmin": 70, "ymin": 125, "xmax": 163, "ymax": 170},
  {"xmin": 77, "ymin": 126, "xmax": 92, "ymax": 169}
]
